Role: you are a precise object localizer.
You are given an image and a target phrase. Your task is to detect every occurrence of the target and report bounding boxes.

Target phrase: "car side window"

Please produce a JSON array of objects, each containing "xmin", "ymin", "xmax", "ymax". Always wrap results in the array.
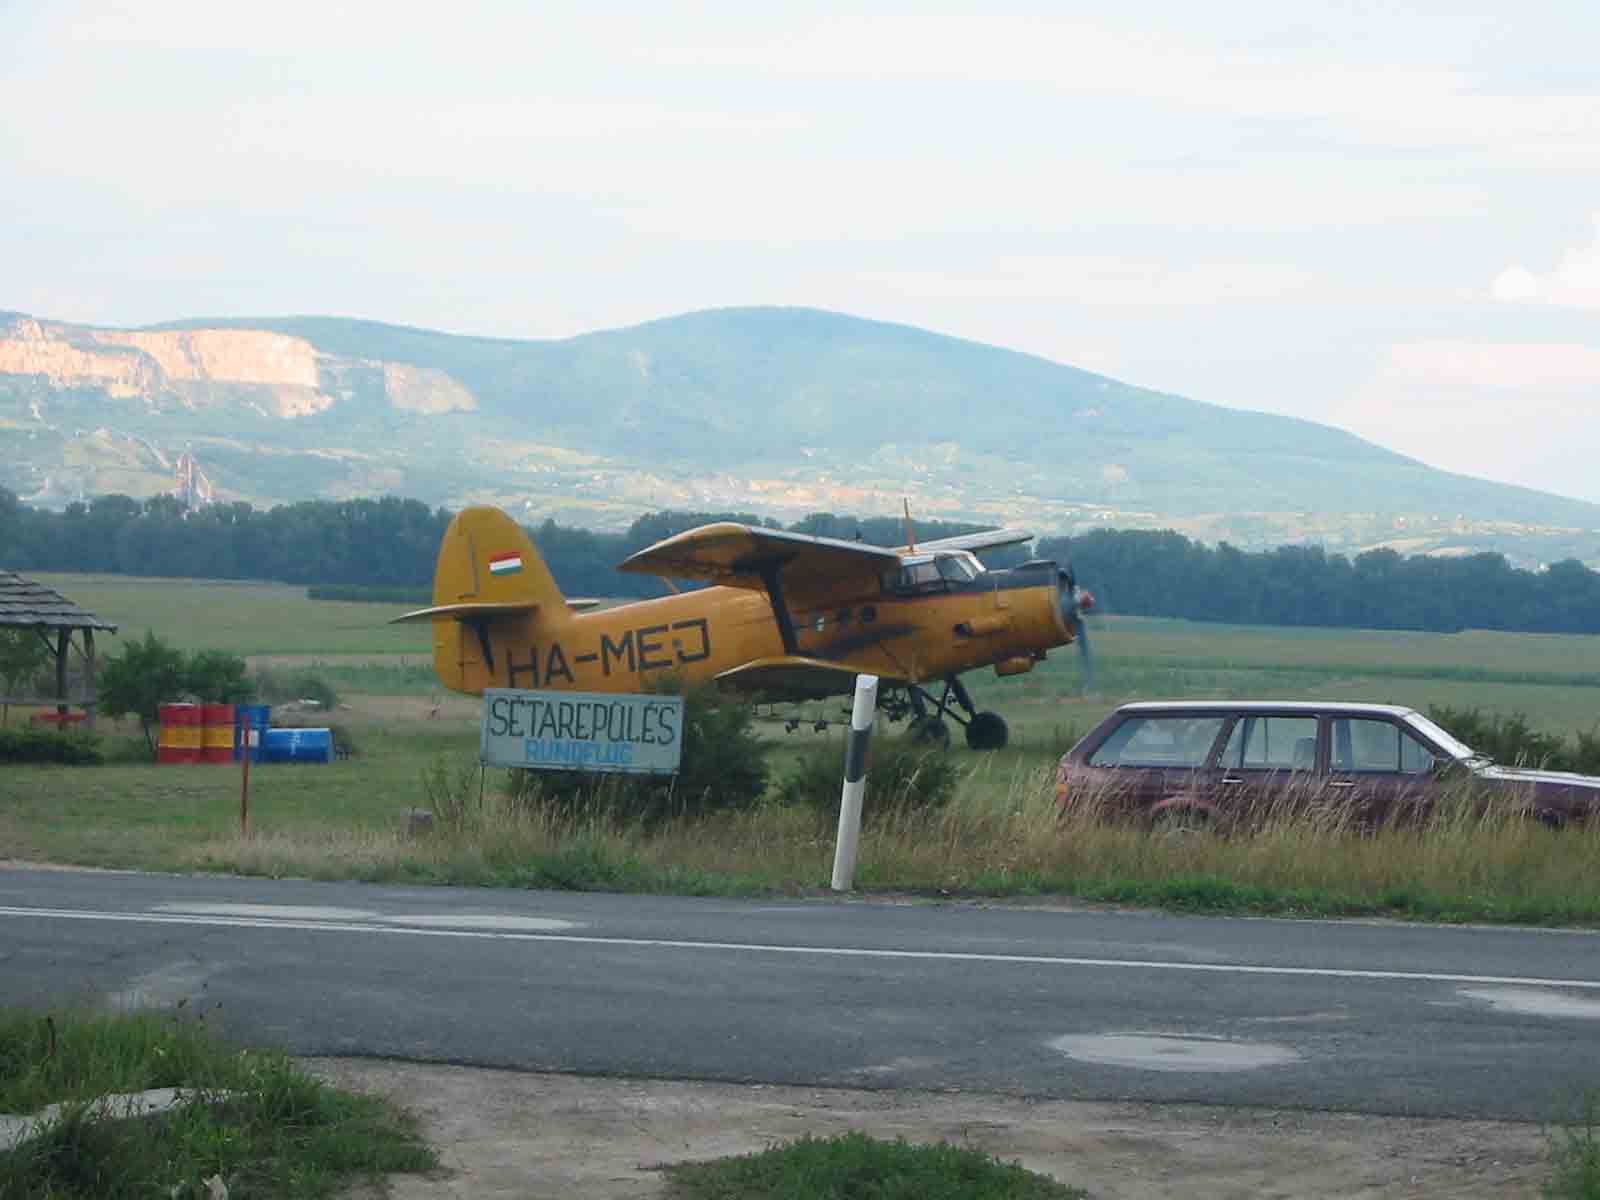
[
  {"xmin": 1088, "ymin": 716, "xmax": 1227, "ymax": 768},
  {"xmin": 1331, "ymin": 718, "xmax": 1437, "ymax": 775},
  {"xmin": 1220, "ymin": 716, "xmax": 1319, "ymax": 771}
]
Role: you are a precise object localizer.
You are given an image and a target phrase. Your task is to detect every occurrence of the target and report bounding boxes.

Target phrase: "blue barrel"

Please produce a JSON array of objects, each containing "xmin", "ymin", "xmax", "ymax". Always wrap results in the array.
[
  {"xmin": 234, "ymin": 704, "xmax": 272, "ymax": 762},
  {"xmin": 263, "ymin": 727, "xmax": 334, "ymax": 764}
]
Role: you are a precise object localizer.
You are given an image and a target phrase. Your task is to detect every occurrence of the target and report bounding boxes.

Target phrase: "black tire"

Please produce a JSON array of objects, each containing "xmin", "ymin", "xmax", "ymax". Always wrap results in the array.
[
  {"xmin": 965, "ymin": 711, "xmax": 1008, "ymax": 751},
  {"xmin": 1151, "ymin": 805, "xmax": 1211, "ymax": 836},
  {"xmin": 909, "ymin": 716, "xmax": 950, "ymax": 749}
]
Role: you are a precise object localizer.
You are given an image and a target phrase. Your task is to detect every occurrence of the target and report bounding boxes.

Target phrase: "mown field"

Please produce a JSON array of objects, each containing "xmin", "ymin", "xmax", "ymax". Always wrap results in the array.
[{"xmin": 4, "ymin": 573, "xmax": 1600, "ymax": 926}]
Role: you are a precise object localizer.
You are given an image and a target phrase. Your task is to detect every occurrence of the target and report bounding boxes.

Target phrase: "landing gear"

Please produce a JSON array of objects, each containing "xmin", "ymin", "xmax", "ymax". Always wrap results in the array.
[
  {"xmin": 890, "ymin": 673, "xmax": 1010, "ymax": 751},
  {"xmin": 965, "ymin": 711, "xmax": 1008, "ymax": 751}
]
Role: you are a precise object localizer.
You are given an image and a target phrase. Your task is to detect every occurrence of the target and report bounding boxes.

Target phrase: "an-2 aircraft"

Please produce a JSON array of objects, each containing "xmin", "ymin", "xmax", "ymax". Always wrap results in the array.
[{"xmin": 396, "ymin": 505, "xmax": 1094, "ymax": 749}]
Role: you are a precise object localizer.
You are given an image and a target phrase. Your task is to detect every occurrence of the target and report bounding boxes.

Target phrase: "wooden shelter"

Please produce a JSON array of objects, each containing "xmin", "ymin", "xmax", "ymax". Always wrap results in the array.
[{"xmin": 0, "ymin": 571, "xmax": 117, "ymax": 730}]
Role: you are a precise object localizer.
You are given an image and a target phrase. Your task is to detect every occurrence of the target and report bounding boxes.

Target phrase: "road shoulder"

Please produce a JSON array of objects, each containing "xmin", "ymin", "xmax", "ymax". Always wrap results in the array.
[{"xmin": 311, "ymin": 1058, "xmax": 1548, "ymax": 1199}]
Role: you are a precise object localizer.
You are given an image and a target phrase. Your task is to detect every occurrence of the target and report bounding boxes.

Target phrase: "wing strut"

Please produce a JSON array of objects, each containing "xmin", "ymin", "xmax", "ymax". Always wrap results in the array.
[{"xmin": 758, "ymin": 563, "xmax": 801, "ymax": 655}]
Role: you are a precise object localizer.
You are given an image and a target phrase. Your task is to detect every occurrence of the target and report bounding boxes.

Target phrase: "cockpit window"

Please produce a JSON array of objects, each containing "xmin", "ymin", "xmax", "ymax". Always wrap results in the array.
[
  {"xmin": 937, "ymin": 555, "xmax": 977, "ymax": 582},
  {"xmin": 881, "ymin": 558, "xmax": 948, "ymax": 596}
]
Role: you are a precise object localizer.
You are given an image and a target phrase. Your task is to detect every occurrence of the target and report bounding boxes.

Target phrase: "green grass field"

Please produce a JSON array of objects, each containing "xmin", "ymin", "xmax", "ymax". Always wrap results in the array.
[
  {"xmin": 32, "ymin": 572, "xmax": 1600, "ymax": 737},
  {"xmin": 5, "ymin": 572, "xmax": 1600, "ymax": 926}
]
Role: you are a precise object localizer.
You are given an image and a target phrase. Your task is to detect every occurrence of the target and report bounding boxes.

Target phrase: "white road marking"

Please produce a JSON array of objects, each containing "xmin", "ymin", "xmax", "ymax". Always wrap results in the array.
[
  {"xmin": 379, "ymin": 914, "xmax": 581, "ymax": 932},
  {"xmin": 4, "ymin": 904, "xmax": 1600, "ymax": 992},
  {"xmin": 155, "ymin": 903, "xmax": 378, "ymax": 921},
  {"xmin": 1050, "ymin": 1033, "xmax": 1301, "ymax": 1073},
  {"xmin": 1460, "ymin": 987, "xmax": 1600, "ymax": 1019}
]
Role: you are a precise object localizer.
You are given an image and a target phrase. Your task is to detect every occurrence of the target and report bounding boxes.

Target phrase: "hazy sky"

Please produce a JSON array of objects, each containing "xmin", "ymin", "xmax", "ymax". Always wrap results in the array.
[{"xmin": 5, "ymin": 1, "xmax": 1598, "ymax": 503}]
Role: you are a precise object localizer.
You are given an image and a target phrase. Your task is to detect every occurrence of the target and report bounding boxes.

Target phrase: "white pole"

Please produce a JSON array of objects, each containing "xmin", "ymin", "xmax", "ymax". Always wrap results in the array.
[{"xmin": 831, "ymin": 674, "xmax": 879, "ymax": 892}]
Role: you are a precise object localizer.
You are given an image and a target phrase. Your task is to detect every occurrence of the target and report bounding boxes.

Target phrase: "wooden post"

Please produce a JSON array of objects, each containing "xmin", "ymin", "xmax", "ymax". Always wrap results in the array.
[
  {"xmin": 54, "ymin": 628, "xmax": 68, "ymax": 717},
  {"xmin": 83, "ymin": 628, "xmax": 97, "ymax": 732}
]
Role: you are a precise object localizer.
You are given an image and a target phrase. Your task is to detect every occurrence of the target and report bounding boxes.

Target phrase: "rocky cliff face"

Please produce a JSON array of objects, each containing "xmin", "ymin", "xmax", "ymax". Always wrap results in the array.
[{"xmin": 0, "ymin": 316, "xmax": 477, "ymax": 419}]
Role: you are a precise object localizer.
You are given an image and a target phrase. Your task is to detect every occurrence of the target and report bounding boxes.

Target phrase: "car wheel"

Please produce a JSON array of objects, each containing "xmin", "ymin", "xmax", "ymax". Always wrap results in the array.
[
  {"xmin": 1152, "ymin": 805, "xmax": 1210, "ymax": 836},
  {"xmin": 965, "ymin": 711, "xmax": 1008, "ymax": 751}
]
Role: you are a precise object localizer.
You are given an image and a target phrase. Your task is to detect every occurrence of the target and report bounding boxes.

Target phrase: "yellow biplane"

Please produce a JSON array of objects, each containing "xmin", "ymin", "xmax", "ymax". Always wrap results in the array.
[{"xmin": 397, "ymin": 505, "xmax": 1094, "ymax": 749}]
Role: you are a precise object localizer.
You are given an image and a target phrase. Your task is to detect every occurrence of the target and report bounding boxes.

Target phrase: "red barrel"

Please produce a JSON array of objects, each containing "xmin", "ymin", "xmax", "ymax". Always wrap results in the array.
[
  {"xmin": 200, "ymin": 703, "xmax": 235, "ymax": 764},
  {"xmin": 157, "ymin": 703, "xmax": 202, "ymax": 764}
]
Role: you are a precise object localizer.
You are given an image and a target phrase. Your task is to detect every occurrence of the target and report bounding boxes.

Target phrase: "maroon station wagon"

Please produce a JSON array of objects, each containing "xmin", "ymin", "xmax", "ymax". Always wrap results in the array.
[{"xmin": 1055, "ymin": 701, "xmax": 1600, "ymax": 828}]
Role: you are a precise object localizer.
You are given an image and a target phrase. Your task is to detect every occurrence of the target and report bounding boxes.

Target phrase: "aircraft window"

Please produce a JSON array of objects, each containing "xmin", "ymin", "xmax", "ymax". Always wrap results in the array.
[
  {"xmin": 882, "ymin": 560, "xmax": 948, "ymax": 596},
  {"xmin": 1089, "ymin": 716, "xmax": 1227, "ymax": 768},
  {"xmin": 936, "ymin": 555, "xmax": 977, "ymax": 582},
  {"xmin": 1220, "ymin": 716, "xmax": 1319, "ymax": 771},
  {"xmin": 1331, "ymin": 718, "xmax": 1436, "ymax": 775}
]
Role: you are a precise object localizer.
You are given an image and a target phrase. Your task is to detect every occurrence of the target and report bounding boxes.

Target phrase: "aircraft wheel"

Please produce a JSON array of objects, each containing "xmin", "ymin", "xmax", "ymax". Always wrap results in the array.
[
  {"xmin": 965, "ymin": 711, "xmax": 1008, "ymax": 751},
  {"xmin": 909, "ymin": 717, "xmax": 950, "ymax": 749}
]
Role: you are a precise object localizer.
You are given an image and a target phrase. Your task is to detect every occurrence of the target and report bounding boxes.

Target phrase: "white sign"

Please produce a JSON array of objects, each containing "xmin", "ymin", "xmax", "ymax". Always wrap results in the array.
[{"xmin": 480, "ymin": 688, "xmax": 685, "ymax": 775}]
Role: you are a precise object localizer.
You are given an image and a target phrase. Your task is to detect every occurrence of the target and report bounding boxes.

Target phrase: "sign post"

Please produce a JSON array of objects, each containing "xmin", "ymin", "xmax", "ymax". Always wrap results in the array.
[
  {"xmin": 831, "ymin": 674, "xmax": 879, "ymax": 892},
  {"xmin": 480, "ymin": 689, "xmax": 686, "ymax": 775},
  {"xmin": 239, "ymin": 711, "xmax": 251, "ymax": 838}
]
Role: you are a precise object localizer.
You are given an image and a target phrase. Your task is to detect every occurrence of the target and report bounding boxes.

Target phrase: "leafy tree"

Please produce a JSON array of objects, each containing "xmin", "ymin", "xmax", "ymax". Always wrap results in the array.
[
  {"xmin": 185, "ymin": 649, "xmax": 257, "ymax": 704},
  {"xmin": 98, "ymin": 631, "xmax": 187, "ymax": 755},
  {"xmin": 0, "ymin": 629, "xmax": 49, "ymax": 694},
  {"xmin": 0, "ymin": 628, "xmax": 51, "ymax": 724}
]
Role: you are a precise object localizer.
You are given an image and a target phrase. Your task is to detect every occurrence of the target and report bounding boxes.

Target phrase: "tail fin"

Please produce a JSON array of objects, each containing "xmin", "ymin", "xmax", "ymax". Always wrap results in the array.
[
  {"xmin": 397, "ymin": 506, "xmax": 568, "ymax": 694},
  {"xmin": 430, "ymin": 505, "xmax": 563, "ymax": 610}
]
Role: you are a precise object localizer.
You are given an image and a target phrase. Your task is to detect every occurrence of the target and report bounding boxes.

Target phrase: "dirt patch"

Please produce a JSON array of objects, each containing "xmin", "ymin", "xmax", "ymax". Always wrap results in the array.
[{"xmin": 312, "ymin": 1059, "xmax": 1549, "ymax": 1199}]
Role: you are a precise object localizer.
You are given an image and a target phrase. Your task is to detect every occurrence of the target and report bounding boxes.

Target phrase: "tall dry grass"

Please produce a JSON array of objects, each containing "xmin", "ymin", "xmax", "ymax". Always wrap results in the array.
[{"xmin": 184, "ymin": 754, "xmax": 1600, "ymax": 922}]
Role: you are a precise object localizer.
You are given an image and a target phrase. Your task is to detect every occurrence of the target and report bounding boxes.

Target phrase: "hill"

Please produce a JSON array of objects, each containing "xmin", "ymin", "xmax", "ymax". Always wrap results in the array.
[{"xmin": 1, "ymin": 307, "xmax": 1596, "ymax": 564}]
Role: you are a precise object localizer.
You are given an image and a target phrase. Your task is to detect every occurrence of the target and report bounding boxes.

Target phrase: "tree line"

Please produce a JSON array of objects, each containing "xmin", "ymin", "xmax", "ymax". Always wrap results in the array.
[
  {"xmin": 1036, "ymin": 529, "xmax": 1600, "ymax": 634},
  {"xmin": 1, "ymin": 487, "xmax": 1597, "ymax": 634}
]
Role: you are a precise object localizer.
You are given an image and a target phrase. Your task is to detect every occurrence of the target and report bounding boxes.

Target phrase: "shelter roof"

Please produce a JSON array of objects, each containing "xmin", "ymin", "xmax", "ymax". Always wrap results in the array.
[{"xmin": 0, "ymin": 571, "xmax": 118, "ymax": 633}]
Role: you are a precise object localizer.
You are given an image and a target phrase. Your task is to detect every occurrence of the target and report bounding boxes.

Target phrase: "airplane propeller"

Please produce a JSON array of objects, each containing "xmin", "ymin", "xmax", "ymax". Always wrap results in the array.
[{"xmin": 1060, "ymin": 568, "xmax": 1097, "ymax": 694}]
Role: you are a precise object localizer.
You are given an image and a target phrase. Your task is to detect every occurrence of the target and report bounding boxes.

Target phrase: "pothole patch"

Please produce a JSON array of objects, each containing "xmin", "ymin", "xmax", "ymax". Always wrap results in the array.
[
  {"xmin": 1049, "ymin": 1033, "xmax": 1301, "ymax": 1073},
  {"xmin": 1459, "ymin": 987, "xmax": 1600, "ymax": 1020}
]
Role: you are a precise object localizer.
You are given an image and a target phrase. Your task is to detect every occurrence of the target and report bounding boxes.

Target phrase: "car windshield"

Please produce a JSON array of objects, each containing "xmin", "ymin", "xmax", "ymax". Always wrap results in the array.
[{"xmin": 1402, "ymin": 712, "xmax": 1477, "ymax": 762}]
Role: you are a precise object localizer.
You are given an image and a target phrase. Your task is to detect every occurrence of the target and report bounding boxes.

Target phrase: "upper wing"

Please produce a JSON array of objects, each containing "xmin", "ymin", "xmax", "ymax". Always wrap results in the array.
[
  {"xmin": 898, "ymin": 528, "xmax": 1033, "ymax": 555},
  {"xmin": 618, "ymin": 523, "xmax": 900, "ymax": 601}
]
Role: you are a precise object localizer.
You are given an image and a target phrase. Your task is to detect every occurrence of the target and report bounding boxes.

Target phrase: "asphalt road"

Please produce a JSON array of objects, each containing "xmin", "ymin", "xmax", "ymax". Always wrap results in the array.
[{"xmin": 4, "ymin": 867, "xmax": 1599, "ymax": 1122}]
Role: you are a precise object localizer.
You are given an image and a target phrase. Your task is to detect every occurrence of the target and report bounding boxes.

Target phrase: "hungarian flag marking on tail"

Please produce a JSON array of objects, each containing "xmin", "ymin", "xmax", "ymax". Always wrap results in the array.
[{"xmin": 488, "ymin": 552, "xmax": 524, "ymax": 576}]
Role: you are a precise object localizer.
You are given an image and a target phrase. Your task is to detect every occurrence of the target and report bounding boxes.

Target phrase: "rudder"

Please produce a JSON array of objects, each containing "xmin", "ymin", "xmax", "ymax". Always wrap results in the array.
[{"xmin": 428, "ymin": 507, "xmax": 567, "ymax": 694}]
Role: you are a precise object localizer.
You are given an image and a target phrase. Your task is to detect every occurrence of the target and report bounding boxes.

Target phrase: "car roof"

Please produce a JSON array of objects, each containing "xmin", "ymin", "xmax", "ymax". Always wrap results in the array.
[{"xmin": 1113, "ymin": 700, "xmax": 1421, "ymax": 718}]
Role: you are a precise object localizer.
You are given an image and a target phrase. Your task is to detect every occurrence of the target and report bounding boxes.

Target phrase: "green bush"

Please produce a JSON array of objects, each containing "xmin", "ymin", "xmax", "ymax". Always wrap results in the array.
[
  {"xmin": 507, "ymin": 684, "xmax": 769, "ymax": 827},
  {"xmin": 252, "ymin": 666, "xmax": 340, "ymax": 711},
  {"xmin": 0, "ymin": 726, "xmax": 103, "ymax": 764},
  {"xmin": 98, "ymin": 633, "xmax": 255, "ymax": 757},
  {"xmin": 775, "ymin": 734, "xmax": 960, "ymax": 827},
  {"xmin": 1428, "ymin": 705, "xmax": 1593, "ymax": 772}
]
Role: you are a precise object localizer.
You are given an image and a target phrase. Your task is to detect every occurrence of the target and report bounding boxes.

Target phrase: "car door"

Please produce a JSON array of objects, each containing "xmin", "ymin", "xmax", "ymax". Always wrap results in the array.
[
  {"xmin": 1213, "ymin": 712, "xmax": 1323, "ymax": 826},
  {"xmin": 1326, "ymin": 716, "xmax": 1440, "ymax": 826},
  {"xmin": 1083, "ymin": 712, "xmax": 1231, "ymax": 815}
]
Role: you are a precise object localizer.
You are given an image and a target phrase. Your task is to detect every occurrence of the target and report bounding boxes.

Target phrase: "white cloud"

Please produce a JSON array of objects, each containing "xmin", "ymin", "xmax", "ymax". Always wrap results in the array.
[
  {"xmin": 647, "ymin": 14, "xmax": 1600, "ymax": 168},
  {"xmin": 1492, "ymin": 213, "xmax": 1600, "ymax": 310},
  {"xmin": 1333, "ymin": 340, "xmax": 1600, "ymax": 502},
  {"xmin": 857, "ymin": 257, "xmax": 1312, "ymax": 307}
]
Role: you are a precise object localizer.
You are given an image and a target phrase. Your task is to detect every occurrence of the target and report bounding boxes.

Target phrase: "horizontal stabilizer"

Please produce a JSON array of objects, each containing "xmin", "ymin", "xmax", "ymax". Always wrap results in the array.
[
  {"xmin": 716, "ymin": 655, "xmax": 898, "ymax": 699},
  {"xmin": 392, "ymin": 597, "xmax": 600, "ymax": 624},
  {"xmin": 391, "ymin": 600, "xmax": 541, "ymax": 624}
]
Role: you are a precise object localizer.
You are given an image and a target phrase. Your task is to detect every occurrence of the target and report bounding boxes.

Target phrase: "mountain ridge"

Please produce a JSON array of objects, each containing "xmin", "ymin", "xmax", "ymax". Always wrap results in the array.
[{"xmin": 1, "ymin": 306, "xmax": 1595, "ymax": 566}]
